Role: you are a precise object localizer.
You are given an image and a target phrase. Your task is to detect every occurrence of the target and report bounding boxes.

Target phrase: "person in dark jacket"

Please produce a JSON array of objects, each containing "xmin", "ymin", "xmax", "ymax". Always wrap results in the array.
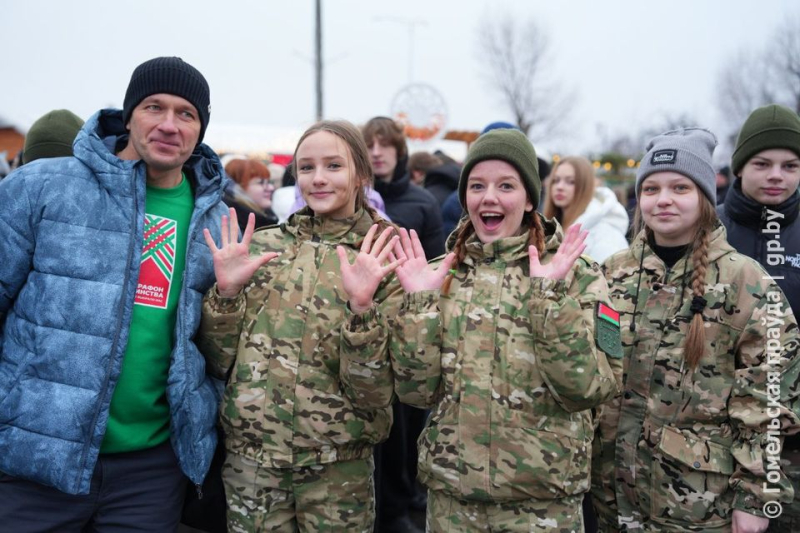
[
  {"xmin": 0, "ymin": 57, "xmax": 228, "ymax": 531},
  {"xmin": 717, "ymin": 103, "xmax": 800, "ymax": 533},
  {"xmin": 362, "ymin": 116, "xmax": 444, "ymax": 533},
  {"xmin": 423, "ymin": 160, "xmax": 461, "ymax": 206},
  {"xmin": 364, "ymin": 117, "xmax": 445, "ymax": 260}
]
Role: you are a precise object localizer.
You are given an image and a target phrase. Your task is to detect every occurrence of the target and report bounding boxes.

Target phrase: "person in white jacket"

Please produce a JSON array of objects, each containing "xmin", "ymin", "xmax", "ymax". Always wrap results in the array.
[{"xmin": 543, "ymin": 156, "xmax": 629, "ymax": 263}]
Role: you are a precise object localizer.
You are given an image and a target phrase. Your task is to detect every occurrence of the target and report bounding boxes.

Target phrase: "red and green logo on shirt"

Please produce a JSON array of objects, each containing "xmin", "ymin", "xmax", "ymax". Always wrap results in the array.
[{"xmin": 136, "ymin": 215, "xmax": 177, "ymax": 309}]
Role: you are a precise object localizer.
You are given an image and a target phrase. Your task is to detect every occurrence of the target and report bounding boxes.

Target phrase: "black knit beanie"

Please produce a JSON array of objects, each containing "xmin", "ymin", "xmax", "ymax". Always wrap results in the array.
[
  {"xmin": 732, "ymin": 104, "xmax": 800, "ymax": 175},
  {"xmin": 459, "ymin": 129, "xmax": 541, "ymax": 208},
  {"xmin": 123, "ymin": 57, "xmax": 211, "ymax": 143}
]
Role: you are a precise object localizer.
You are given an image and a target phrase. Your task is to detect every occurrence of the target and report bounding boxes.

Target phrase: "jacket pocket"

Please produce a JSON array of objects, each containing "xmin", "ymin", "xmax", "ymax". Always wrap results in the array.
[{"xmin": 650, "ymin": 426, "xmax": 734, "ymax": 527}]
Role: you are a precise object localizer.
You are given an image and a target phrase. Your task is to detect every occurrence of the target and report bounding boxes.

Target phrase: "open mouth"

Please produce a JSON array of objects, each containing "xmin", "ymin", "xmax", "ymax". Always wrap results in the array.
[{"xmin": 481, "ymin": 212, "xmax": 505, "ymax": 230}]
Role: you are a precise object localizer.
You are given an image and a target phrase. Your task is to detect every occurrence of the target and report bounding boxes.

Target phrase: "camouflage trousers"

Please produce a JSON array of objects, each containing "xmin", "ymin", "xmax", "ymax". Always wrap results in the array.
[
  {"xmin": 426, "ymin": 490, "xmax": 584, "ymax": 532},
  {"xmin": 766, "ymin": 461, "xmax": 800, "ymax": 533},
  {"xmin": 222, "ymin": 452, "xmax": 375, "ymax": 532}
]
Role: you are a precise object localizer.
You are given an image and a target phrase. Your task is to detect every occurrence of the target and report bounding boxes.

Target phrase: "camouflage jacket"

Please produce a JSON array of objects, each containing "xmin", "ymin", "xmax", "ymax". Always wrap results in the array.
[
  {"xmin": 593, "ymin": 225, "xmax": 800, "ymax": 532},
  {"xmin": 197, "ymin": 208, "xmax": 400, "ymax": 468},
  {"xmin": 391, "ymin": 218, "xmax": 620, "ymax": 502}
]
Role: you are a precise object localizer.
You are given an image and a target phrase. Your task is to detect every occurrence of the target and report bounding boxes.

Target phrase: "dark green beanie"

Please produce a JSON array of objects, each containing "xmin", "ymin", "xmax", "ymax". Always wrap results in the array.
[
  {"xmin": 459, "ymin": 129, "xmax": 541, "ymax": 208},
  {"xmin": 731, "ymin": 104, "xmax": 800, "ymax": 175},
  {"xmin": 23, "ymin": 109, "xmax": 84, "ymax": 164}
]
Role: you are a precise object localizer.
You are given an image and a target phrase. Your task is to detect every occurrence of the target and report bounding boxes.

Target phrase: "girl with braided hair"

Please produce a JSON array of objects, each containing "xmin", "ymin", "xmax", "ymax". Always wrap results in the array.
[
  {"xmin": 198, "ymin": 120, "xmax": 405, "ymax": 532},
  {"xmin": 388, "ymin": 128, "xmax": 621, "ymax": 532},
  {"xmin": 592, "ymin": 128, "xmax": 800, "ymax": 532}
]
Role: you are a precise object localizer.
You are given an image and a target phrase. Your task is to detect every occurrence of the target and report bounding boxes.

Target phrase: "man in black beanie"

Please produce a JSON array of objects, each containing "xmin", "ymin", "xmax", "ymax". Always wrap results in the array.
[
  {"xmin": 718, "ymin": 103, "xmax": 800, "ymax": 533},
  {"xmin": 0, "ymin": 57, "xmax": 228, "ymax": 531}
]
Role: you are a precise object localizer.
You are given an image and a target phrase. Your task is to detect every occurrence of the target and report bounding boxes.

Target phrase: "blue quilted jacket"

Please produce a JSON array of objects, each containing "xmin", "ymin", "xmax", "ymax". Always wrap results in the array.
[{"xmin": 0, "ymin": 109, "xmax": 227, "ymax": 495}]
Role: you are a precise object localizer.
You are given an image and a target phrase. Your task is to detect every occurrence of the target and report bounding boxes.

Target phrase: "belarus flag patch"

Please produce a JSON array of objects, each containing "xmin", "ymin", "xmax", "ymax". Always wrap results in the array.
[{"xmin": 596, "ymin": 302, "xmax": 622, "ymax": 358}]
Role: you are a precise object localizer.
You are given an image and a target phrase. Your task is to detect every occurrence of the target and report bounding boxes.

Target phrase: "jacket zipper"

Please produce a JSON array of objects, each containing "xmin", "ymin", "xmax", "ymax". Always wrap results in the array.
[{"xmin": 77, "ymin": 167, "xmax": 140, "ymax": 491}]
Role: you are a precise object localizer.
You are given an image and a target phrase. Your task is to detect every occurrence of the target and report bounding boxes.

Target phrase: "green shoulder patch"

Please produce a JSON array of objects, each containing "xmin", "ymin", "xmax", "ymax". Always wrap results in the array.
[{"xmin": 595, "ymin": 302, "xmax": 622, "ymax": 359}]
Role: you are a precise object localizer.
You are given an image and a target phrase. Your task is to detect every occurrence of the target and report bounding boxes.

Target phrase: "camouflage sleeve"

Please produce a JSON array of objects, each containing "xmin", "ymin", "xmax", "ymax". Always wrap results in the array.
[
  {"xmin": 589, "ymin": 260, "xmax": 628, "ymax": 528},
  {"xmin": 389, "ymin": 290, "xmax": 443, "ymax": 409},
  {"xmin": 529, "ymin": 259, "xmax": 620, "ymax": 413},
  {"xmin": 338, "ymin": 300, "xmax": 396, "ymax": 410},
  {"xmin": 729, "ymin": 282, "xmax": 800, "ymax": 515},
  {"xmin": 196, "ymin": 284, "xmax": 246, "ymax": 380}
]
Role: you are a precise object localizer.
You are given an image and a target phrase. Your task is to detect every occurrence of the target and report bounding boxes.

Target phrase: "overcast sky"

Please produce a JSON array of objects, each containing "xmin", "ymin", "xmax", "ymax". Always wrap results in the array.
[{"xmin": 1, "ymin": 0, "xmax": 796, "ymax": 159}]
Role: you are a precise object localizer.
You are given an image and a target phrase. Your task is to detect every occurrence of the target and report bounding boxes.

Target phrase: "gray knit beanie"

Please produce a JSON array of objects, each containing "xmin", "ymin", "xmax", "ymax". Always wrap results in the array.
[
  {"xmin": 636, "ymin": 127, "xmax": 718, "ymax": 203},
  {"xmin": 459, "ymin": 129, "xmax": 540, "ymax": 208}
]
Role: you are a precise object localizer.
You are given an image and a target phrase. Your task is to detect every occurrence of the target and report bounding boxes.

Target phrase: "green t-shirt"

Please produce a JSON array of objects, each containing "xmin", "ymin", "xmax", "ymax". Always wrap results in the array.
[{"xmin": 101, "ymin": 175, "xmax": 194, "ymax": 453}]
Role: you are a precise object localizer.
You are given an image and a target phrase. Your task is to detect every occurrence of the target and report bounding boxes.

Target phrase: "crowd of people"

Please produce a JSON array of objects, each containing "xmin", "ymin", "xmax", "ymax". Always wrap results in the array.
[{"xmin": 0, "ymin": 56, "xmax": 799, "ymax": 533}]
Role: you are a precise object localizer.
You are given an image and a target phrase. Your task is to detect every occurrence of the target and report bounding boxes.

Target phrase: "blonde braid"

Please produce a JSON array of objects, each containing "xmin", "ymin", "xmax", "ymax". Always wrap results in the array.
[{"xmin": 684, "ymin": 226, "xmax": 710, "ymax": 370}]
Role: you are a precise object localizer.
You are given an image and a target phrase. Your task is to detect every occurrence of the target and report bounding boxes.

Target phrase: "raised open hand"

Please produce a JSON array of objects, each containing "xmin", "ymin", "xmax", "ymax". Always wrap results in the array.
[
  {"xmin": 203, "ymin": 208, "xmax": 278, "ymax": 297},
  {"xmin": 391, "ymin": 228, "xmax": 455, "ymax": 293},
  {"xmin": 529, "ymin": 223, "xmax": 587, "ymax": 280},
  {"xmin": 338, "ymin": 225, "xmax": 404, "ymax": 314}
]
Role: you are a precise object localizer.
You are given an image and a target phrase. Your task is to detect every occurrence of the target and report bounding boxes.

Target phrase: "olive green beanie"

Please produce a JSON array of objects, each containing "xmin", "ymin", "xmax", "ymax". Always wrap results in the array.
[
  {"xmin": 731, "ymin": 104, "xmax": 800, "ymax": 175},
  {"xmin": 458, "ymin": 128, "xmax": 541, "ymax": 208},
  {"xmin": 23, "ymin": 109, "xmax": 84, "ymax": 164}
]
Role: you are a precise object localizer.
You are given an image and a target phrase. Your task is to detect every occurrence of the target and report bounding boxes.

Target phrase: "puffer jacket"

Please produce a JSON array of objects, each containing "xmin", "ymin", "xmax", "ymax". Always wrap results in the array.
[
  {"xmin": 593, "ymin": 226, "xmax": 800, "ymax": 532},
  {"xmin": 391, "ymin": 216, "xmax": 620, "ymax": 502},
  {"xmin": 575, "ymin": 186, "xmax": 630, "ymax": 263},
  {"xmin": 0, "ymin": 109, "xmax": 228, "ymax": 495},
  {"xmin": 197, "ymin": 208, "xmax": 400, "ymax": 468}
]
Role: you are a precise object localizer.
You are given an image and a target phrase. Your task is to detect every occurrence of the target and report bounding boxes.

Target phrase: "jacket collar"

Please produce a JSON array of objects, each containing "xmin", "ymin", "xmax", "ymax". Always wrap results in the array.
[
  {"xmin": 373, "ymin": 155, "xmax": 410, "ymax": 200},
  {"xmin": 461, "ymin": 214, "xmax": 563, "ymax": 264},
  {"xmin": 723, "ymin": 177, "xmax": 800, "ymax": 227},
  {"xmin": 286, "ymin": 207, "xmax": 374, "ymax": 246},
  {"xmin": 628, "ymin": 222, "xmax": 734, "ymax": 278}
]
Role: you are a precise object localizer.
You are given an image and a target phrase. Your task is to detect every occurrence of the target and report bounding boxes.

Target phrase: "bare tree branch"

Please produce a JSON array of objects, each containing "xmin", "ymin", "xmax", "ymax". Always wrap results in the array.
[{"xmin": 476, "ymin": 13, "xmax": 577, "ymax": 141}]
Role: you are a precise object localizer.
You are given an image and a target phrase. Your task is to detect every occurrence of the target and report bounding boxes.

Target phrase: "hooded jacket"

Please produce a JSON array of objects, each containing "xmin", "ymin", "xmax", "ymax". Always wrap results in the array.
[
  {"xmin": 423, "ymin": 161, "xmax": 461, "ymax": 206},
  {"xmin": 197, "ymin": 208, "xmax": 400, "ymax": 468},
  {"xmin": 391, "ymin": 217, "xmax": 619, "ymax": 503},
  {"xmin": 575, "ymin": 186, "xmax": 630, "ymax": 263},
  {"xmin": 0, "ymin": 109, "xmax": 228, "ymax": 494},
  {"xmin": 593, "ymin": 226, "xmax": 800, "ymax": 532},
  {"xmin": 718, "ymin": 179, "xmax": 800, "ymax": 319},
  {"xmin": 374, "ymin": 156, "xmax": 445, "ymax": 259}
]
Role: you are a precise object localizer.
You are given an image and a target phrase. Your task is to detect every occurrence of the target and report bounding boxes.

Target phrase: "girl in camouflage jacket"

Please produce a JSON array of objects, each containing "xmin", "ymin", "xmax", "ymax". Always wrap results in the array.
[
  {"xmin": 388, "ymin": 129, "xmax": 620, "ymax": 532},
  {"xmin": 593, "ymin": 128, "xmax": 800, "ymax": 533},
  {"xmin": 198, "ymin": 121, "xmax": 403, "ymax": 532}
]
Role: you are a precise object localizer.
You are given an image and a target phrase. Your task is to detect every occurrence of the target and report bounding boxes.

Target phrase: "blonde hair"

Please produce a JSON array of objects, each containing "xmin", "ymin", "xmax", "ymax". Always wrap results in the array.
[{"xmin": 543, "ymin": 157, "xmax": 596, "ymax": 228}]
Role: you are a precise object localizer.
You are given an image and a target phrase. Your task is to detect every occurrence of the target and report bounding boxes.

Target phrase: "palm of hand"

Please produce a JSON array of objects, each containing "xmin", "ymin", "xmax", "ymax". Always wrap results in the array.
[
  {"xmin": 341, "ymin": 252, "xmax": 386, "ymax": 306},
  {"xmin": 528, "ymin": 223, "xmax": 588, "ymax": 281}
]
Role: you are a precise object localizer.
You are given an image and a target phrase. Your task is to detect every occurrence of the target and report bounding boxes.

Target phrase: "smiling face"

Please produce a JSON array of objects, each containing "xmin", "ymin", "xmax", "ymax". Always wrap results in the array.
[
  {"xmin": 465, "ymin": 160, "xmax": 534, "ymax": 244},
  {"xmin": 639, "ymin": 172, "xmax": 702, "ymax": 246},
  {"xmin": 118, "ymin": 93, "xmax": 201, "ymax": 187},
  {"xmin": 739, "ymin": 148, "xmax": 800, "ymax": 205},
  {"xmin": 295, "ymin": 131, "xmax": 360, "ymax": 219}
]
